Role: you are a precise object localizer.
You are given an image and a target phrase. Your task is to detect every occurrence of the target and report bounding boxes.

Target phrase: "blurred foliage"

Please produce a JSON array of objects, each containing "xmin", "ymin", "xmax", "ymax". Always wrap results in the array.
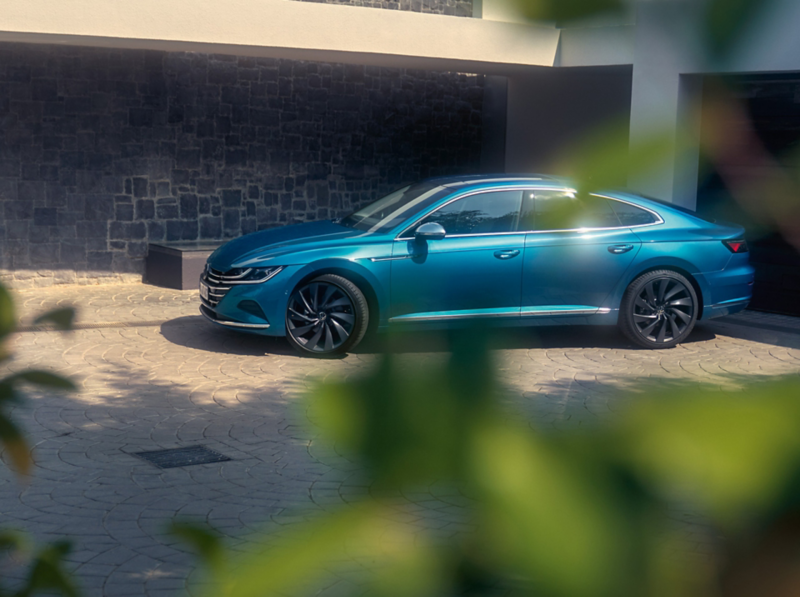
[
  {"xmin": 5, "ymin": 2, "xmax": 800, "ymax": 597},
  {"xmin": 0, "ymin": 282, "xmax": 78, "ymax": 597},
  {"xmin": 550, "ymin": 121, "xmax": 678, "ymax": 197},
  {"xmin": 513, "ymin": 0, "xmax": 626, "ymax": 25},
  {"xmin": 702, "ymin": 0, "xmax": 772, "ymax": 62},
  {"xmin": 177, "ymin": 331, "xmax": 800, "ymax": 597}
]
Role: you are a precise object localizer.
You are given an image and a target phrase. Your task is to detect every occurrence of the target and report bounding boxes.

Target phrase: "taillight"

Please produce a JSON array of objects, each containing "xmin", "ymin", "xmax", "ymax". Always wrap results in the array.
[{"xmin": 723, "ymin": 239, "xmax": 748, "ymax": 253}]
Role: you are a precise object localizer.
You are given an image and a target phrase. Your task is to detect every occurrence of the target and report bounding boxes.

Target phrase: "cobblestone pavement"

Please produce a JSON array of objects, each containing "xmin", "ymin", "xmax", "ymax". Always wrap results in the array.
[{"xmin": 2, "ymin": 283, "xmax": 800, "ymax": 596}]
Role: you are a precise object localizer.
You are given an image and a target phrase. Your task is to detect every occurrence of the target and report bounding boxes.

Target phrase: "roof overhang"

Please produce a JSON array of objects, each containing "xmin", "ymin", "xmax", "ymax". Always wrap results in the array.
[{"xmin": 0, "ymin": 0, "xmax": 568, "ymax": 75}]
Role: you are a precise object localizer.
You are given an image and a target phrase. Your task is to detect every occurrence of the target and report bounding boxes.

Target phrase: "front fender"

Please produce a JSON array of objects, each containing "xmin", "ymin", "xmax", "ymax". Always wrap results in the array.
[{"xmin": 281, "ymin": 257, "xmax": 391, "ymax": 328}]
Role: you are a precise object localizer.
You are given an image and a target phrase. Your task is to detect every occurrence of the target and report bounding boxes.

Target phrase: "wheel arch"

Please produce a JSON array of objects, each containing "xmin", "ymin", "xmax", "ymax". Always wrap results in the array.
[
  {"xmin": 622, "ymin": 264, "xmax": 705, "ymax": 320},
  {"xmin": 288, "ymin": 260, "xmax": 385, "ymax": 333}
]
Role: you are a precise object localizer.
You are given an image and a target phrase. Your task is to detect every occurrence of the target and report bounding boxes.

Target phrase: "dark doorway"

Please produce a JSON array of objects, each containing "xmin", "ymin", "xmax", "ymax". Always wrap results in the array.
[{"xmin": 697, "ymin": 74, "xmax": 800, "ymax": 316}]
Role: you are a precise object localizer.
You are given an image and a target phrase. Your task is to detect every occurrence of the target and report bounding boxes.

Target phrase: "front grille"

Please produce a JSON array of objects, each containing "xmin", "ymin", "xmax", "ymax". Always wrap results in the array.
[
  {"xmin": 201, "ymin": 265, "xmax": 283, "ymax": 308},
  {"xmin": 201, "ymin": 267, "xmax": 238, "ymax": 307}
]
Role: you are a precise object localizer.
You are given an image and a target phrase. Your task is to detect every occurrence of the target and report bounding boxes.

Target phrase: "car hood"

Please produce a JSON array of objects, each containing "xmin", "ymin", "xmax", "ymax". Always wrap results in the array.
[{"xmin": 209, "ymin": 220, "xmax": 366, "ymax": 270}]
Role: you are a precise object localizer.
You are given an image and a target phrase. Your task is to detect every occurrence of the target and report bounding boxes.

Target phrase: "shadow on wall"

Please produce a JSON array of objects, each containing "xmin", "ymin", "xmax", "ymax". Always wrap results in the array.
[{"xmin": 0, "ymin": 43, "xmax": 487, "ymax": 287}]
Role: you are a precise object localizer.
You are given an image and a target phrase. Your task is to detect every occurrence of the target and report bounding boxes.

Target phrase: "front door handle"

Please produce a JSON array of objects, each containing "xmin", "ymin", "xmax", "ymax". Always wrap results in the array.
[
  {"xmin": 608, "ymin": 244, "xmax": 634, "ymax": 254},
  {"xmin": 494, "ymin": 249, "xmax": 520, "ymax": 260}
]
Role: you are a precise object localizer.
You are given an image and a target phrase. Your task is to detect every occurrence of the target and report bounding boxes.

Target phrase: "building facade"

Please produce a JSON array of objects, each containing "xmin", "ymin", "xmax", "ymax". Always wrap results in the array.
[{"xmin": 2, "ymin": 0, "xmax": 799, "ymax": 312}]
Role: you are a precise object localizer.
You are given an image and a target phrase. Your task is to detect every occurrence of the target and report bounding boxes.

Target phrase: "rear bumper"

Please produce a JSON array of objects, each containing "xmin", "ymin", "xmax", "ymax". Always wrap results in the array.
[{"xmin": 699, "ymin": 261, "xmax": 755, "ymax": 320}]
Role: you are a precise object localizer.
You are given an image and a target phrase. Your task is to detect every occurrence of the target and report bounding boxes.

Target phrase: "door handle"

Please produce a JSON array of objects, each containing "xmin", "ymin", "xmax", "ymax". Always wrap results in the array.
[
  {"xmin": 494, "ymin": 249, "xmax": 520, "ymax": 260},
  {"xmin": 608, "ymin": 244, "xmax": 634, "ymax": 254}
]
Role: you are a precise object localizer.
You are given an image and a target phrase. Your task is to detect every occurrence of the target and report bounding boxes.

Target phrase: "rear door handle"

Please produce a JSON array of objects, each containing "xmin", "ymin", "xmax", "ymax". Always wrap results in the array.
[
  {"xmin": 608, "ymin": 244, "xmax": 634, "ymax": 254},
  {"xmin": 494, "ymin": 249, "xmax": 520, "ymax": 260}
]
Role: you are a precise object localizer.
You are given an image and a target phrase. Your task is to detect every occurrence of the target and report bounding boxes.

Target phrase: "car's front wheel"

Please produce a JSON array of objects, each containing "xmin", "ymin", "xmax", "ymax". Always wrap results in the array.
[
  {"xmin": 619, "ymin": 270, "xmax": 698, "ymax": 349},
  {"xmin": 285, "ymin": 274, "xmax": 369, "ymax": 356}
]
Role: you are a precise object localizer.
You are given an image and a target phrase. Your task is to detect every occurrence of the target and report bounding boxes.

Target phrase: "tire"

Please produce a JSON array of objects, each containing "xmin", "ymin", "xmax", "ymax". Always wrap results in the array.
[
  {"xmin": 285, "ymin": 274, "xmax": 369, "ymax": 356},
  {"xmin": 619, "ymin": 270, "xmax": 698, "ymax": 349}
]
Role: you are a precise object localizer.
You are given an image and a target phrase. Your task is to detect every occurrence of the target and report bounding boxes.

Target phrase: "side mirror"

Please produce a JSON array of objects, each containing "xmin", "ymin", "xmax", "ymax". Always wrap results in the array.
[{"xmin": 415, "ymin": 222, "xmax": 446, "ymax": 241}]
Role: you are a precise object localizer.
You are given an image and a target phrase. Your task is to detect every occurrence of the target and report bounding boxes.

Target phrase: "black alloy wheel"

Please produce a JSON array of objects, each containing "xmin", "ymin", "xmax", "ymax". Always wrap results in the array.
[
  {"xmin": 619, "ymin": 270, "xmax": 698, "ymax": 349},
  {"xmin": 285, "ymin": 274, "xmax": 369, "ymax": 356}
]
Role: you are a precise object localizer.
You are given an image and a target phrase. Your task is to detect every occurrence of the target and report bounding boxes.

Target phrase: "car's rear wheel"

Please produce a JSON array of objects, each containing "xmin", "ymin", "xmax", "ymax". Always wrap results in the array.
[
  {"xmin": 619, "ymin": 270, "xmax": 698, "ymax": 349},
  {"xmin": 285, "ymin": 274, "xmax": 369, "ymax": 356}
]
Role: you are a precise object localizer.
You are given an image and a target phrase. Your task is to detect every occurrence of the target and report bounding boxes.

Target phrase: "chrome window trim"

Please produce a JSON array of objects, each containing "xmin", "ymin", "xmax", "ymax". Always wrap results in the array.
[
  {"xmin": 591, "ymin": 194, "xmax": 664, "ymax": 228},
  {"xmin": 441, "ymin": 177, "xmax": 543, "ymax": 187},
  {"xmin": 394, "ymin": 188, "xmax": 664, "ymax": 240},
  {"xmin": 395, "ymin": 186, "xmax": 543, "ymax": 240}
]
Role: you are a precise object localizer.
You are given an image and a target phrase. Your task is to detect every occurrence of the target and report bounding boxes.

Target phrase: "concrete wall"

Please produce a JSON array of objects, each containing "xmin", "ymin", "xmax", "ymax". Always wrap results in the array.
[
  {"xmin": 504, "ymin": 66, "xmax": 633, "ymax": 178},
  {"xmin": 0, "ymin": 43, "xmax": 485, "ymax": 287},
  {"xmin": 0, "ymin": 0, "xmax": 560, "ymax": 74}
]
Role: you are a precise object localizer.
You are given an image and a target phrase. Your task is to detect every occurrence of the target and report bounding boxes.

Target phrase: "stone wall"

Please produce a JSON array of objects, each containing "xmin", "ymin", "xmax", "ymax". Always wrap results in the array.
[
  {"xmin": 295, "ymin": 0, "xmax": 472, "ymax": 17},
  {"xmin": 0, "ymin": 43, "xmax": 484, "ymax": 287}
]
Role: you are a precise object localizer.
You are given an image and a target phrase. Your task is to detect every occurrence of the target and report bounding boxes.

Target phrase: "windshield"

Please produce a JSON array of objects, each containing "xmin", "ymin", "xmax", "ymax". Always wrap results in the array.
[{"xmin": 338, "ymin": 182, "xmax": 448, "ymax": 232}]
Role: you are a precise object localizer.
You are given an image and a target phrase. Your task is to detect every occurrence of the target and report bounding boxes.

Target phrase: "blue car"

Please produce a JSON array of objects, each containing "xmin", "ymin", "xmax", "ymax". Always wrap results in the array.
[{"xmin": 199, "ymin": 175, "xmax": 754, "ymax": 356}]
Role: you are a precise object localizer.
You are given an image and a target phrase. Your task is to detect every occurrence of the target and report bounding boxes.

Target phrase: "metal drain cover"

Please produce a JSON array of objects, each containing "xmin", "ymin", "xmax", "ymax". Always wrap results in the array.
[{"xmin": 133, "ymin": 445, "xmax": 231, "ymax": 469}]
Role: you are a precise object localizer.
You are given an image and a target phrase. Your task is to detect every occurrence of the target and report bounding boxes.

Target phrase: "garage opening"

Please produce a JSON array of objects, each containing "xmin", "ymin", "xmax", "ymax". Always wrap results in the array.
[{"xmin": 697, "ymin": 74, "xmax": 800, "ymax": 316}]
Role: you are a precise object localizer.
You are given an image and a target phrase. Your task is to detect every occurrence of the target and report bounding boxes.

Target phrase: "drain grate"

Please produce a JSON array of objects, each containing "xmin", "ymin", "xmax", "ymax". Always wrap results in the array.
[{"xmin": 133, "ymin": 445, "xmax": 231, "ymax": 469}]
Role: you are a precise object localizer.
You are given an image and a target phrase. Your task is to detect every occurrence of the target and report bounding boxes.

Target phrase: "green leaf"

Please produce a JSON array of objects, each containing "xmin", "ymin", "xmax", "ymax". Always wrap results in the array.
[
  {"xmin": 0, "ymin": 381, "xmax": 22, "ymax": 404},
  {"xmin": 18, "ymin": 540, "xmax": 78, "ymax": 597},
  {"xmin": 0, "ymin": 414, "xmax": 31, "ymax": 476},
  {"xmin": 11, "ymin": 371, "xmax": 77, "ymax": 392},
  {"xmin": 703, "ymin": 0, "xmax": 776, "ymax": 61},
  {"xmin": 33, "ymin": 308, "xmax": 75, "ymax": 331},
  {"xmin": 170, "ymin": 522, "xmax": 225, "ymax": 574},
  {"xmin": 212, "ymin": 507, "xmax": 443, "ymax": 597},
  {"xmin": 550, "ymin": 120, "xmax": 675, "ymax": 196},
  {"xmin": 614, "ymin": 378, "xmax": 800, "ymax": 527},
  {"xmin": 513, "ymin": 0, "xmax": 625, "ymax": 24},
  {"xmin": 0, "ymin": 283, "xmax": 15, "ymax": 341},
  {"xmin": 0, "ymin": 529, "xmax": 26, "ymax": 552}
]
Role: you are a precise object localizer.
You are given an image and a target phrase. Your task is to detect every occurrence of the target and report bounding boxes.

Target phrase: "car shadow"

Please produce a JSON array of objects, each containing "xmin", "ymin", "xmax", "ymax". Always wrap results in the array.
[
  {"xmin": 355, "ymin": 324, "xmax": 716, "ymax": 354},
  {"xmin": 161, "ymin": 316, "xmax": 718, "ymax": 357},
  {"xmin": 160, "ymin": 316, "xmax": 298, "ymax": 357}
]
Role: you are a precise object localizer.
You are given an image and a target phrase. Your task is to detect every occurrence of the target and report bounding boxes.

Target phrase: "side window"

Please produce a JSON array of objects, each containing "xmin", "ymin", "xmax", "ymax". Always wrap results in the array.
[
  {"xmin": 608, "ymin": 200, "xmax": 659, "ymax": 226},
  {"xmin": 414, "ymin": 191, "xmax": 522, "ymax": 236},
  {"xmin": 521, "ymin": 190, "xmax": 621, "ymax": 231}
]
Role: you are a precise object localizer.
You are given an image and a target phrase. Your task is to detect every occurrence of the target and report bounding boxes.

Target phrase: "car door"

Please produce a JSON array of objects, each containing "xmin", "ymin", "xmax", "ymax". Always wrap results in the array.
[
  {"xmin": 520, "ymin": 189, "xmax": 642, "ymax": 315},
  {"xmin": 389, "ymin": 189, "xmax": 526, "ymax": 322}
]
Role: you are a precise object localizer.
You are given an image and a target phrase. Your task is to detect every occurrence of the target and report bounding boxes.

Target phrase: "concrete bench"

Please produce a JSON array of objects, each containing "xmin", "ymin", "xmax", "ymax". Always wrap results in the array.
[{"xmin": 145, "ymin": 243, "xmax": 221, "ymax": 290}]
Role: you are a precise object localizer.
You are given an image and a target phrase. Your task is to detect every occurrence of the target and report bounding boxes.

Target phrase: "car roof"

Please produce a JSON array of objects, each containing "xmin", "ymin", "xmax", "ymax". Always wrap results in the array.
[{"xmin": 421, "ymin": 173, "xmax": 562, "ymax": 189}]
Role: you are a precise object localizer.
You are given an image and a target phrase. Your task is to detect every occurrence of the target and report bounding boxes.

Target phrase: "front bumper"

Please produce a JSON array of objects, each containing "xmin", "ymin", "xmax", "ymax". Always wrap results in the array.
[
  {"xmin": 199, "ymin": 304, "xmax": 271, "ymax": 330},
  {"xmin": 198, "ymin": 265, "xmax": 302, "ymax": 336}
]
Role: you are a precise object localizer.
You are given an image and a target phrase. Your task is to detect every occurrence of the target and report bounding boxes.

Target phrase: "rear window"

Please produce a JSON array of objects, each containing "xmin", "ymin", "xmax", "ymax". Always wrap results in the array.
[
  {"xmin": 607, "ymin": 199, "xmax": 659, "ymax": 226},
  {"xmin": 631, "ymin": 195, "xmax": 718, "ymax": 223}
]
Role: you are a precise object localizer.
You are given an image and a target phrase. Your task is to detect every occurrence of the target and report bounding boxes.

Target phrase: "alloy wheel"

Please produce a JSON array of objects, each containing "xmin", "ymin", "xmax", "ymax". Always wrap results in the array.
[
  {"xmin": 286, "ymin": 281, "xmax": 357, "ymax": 353},
  {"xmin": 632, "ymin": 276, "xmax": 695, "ymax": 344}
]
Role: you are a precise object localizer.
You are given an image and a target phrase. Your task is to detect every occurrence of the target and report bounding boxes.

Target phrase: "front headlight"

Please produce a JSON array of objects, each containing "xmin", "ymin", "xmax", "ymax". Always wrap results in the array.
[{"xmin": 233, "ymin": 266, "xmax": 284, "ymax": 284}]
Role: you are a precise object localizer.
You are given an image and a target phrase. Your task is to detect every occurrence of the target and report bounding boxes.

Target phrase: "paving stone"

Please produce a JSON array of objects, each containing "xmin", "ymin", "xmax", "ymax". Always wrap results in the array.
[{"xmin": 2, "ymin": 283, "xmax": 800, "ymax": 594}]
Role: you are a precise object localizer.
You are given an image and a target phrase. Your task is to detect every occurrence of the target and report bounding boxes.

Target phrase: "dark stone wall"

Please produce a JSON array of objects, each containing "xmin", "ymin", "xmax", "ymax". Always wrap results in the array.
[
  {"xmin": 295, "ymin": 0, "xmax": 472, "ymax": 17},
  {"xmin": 0, "ymin": 43, "xmax": 484, "ymax": 286}
]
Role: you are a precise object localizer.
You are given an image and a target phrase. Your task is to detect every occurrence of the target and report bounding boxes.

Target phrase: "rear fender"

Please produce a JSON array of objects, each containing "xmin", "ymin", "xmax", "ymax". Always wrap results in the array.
[{"xmin": 606, "ymin": 253, "xmax": 712, "ymax": 315}]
